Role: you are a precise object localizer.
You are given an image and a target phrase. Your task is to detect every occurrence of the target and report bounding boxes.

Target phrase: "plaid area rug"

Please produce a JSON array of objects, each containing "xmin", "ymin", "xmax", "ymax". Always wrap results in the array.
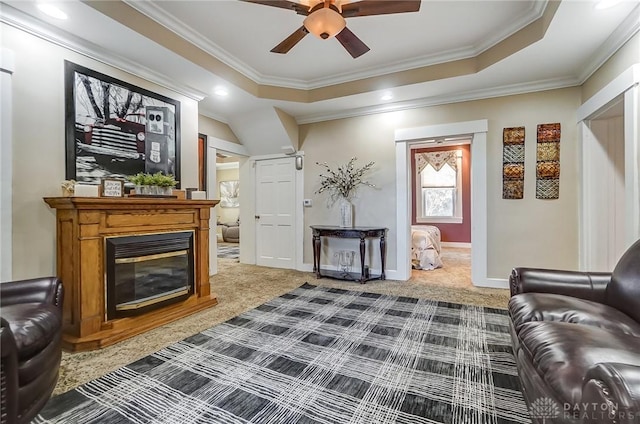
[
  {"xmin": 218, "ymin": 243, "xmax": 239, "ymax": 259},
  {"xmin": 34, "ymin": 283, "xmax": 530, "ymax": 424}
]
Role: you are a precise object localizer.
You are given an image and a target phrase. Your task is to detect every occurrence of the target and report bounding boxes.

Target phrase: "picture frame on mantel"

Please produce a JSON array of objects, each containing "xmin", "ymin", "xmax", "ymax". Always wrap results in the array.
[
  {"xmin": 64, "ymin": 61, "xmax": 181, "ymax": 188},
  {"xmin": 100, "ymin": 178, "xmax": 124, "ymax": 197}
]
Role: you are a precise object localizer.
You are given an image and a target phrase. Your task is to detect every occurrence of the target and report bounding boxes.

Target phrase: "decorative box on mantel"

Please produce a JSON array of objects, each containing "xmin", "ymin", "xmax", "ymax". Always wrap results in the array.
[{"xmin": 43, "ymin": 196, "xmax": 219, "ymax": 352}]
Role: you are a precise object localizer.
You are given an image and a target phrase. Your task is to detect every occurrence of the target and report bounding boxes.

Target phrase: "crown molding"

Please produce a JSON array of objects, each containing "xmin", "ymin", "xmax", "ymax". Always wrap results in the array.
[
  {"xmin": 125, "ymin": 0, "xmax": 547, "ymax": 90},
  {"xmin": 296, "ymin": 76, "xmax": 579, "ymax": 124},
  {"xmin": 123, "ymin": 1, "xmax": 265, "ymax": 85},
  {"xmin": 0, "ymin": 4, "xmax": 207, "ymax": 101},
  {"xmin": 577, "ymin": 4, "xmax": 640, "ymax": 84}
]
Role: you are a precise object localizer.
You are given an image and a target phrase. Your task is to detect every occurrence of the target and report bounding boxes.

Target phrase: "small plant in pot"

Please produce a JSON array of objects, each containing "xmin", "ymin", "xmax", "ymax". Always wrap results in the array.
[
  {"xmin": 152, "ymin": 172, "xmax": 178, "ymax": 195},
  {"xmin": 128, "ymin": 172, "xmax": 178, "ymax": 196}
]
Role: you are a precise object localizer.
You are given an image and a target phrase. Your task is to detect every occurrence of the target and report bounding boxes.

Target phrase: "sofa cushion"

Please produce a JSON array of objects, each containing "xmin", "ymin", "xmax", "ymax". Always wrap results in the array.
[
  {"xmin": 509, "ymin": 293, "xmax": 640, "ymax": 337},
  {"xmin": 1, "ymin": 303, "xmax": 62, "ymax": 360},
  {"xmin": 518, "ymin": 321, "xmax": 640, "ymax": 405}
]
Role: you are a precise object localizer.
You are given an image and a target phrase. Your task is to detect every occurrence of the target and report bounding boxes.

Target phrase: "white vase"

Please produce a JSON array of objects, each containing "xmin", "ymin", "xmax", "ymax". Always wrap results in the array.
[{"xmin": 339, "ymin": 198, "xmax": 353, "ymax": 228}]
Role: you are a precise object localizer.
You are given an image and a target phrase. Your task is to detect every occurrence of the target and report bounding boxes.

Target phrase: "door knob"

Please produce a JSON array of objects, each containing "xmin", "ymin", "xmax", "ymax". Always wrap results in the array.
[{"xmin": 255, "ymin": 215, "xmax": 260, "ymax": 219}]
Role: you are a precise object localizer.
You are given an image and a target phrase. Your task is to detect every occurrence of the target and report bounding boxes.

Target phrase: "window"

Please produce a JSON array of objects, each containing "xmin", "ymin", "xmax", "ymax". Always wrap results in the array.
[{"xmin": 416, "ymin": 149, "xmax": 463, "ymax": 223}]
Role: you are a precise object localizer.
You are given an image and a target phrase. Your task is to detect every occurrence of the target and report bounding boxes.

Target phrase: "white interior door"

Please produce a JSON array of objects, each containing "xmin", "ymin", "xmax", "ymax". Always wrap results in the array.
[{"xmin": 255, "ymin": 157, "xmax": 296, "ymax": 269}]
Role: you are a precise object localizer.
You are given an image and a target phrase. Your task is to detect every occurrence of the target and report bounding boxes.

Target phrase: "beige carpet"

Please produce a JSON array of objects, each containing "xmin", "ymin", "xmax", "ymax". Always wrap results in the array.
[{"xmin": 54, "ymin": 247, "xmax": 510, "ymax": 396}]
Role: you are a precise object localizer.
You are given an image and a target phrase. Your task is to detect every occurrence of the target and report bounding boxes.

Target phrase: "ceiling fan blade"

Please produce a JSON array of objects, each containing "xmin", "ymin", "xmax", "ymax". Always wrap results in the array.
[
  {"xmin": 341, "ymin": 0, "xmax": 421, "ymax": 18},
  {"xmin": 239, "ymin": 0, "xmax": 309, "ymax": 15},
  {"xmin": 271, "ymin": 26, "xmax": 309, "ymax": 54},
  {"xmin": 335, "ymin": 27, "xmax": 370, "ymax": 58}
]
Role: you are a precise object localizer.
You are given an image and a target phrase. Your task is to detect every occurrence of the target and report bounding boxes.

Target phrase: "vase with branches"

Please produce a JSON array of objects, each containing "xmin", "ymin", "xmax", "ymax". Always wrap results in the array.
[{"xmin": 315, "ymin": 157, "xmax": 375, "ymax": 227}]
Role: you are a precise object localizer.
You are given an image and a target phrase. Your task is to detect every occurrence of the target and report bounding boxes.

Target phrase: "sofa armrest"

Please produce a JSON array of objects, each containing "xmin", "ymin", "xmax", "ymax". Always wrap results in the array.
[
  {"xmin": 509, "ymin": 267, "xmax": 610, "ymax": 303},
  {"xmin": 1, "ymin": 318, "xmax": 19, "ymax": 424},
  {"xmin": 581, "ymin": 363, "xmax": 640, "ymax": 423},
  {"xmin": 0, "ymin": 277, "xmax": 63, "ymax": 308}
]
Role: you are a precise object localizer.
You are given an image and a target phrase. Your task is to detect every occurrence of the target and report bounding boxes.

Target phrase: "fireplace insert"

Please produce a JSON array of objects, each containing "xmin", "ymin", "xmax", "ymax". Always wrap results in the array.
[{"xmin": 105, "ymin": 231, "xmax": 194, "ymax": 319}]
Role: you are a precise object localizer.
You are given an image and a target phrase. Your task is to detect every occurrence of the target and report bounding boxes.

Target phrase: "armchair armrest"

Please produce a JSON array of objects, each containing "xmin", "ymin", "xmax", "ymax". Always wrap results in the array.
[
  {"xmin": 1, "ymin": 318, "xmax": 19, "ymax": 424},
  {"xmin": 581, "ymin": 363, "xmax": 640, "ymax": 423},
  {"xmin": 0, "ymin": 277, "xmax": 63, "ymax": 308},
  {"xmin": 509, "ymin": 267, "xmax": 610, "ymax": 303}
]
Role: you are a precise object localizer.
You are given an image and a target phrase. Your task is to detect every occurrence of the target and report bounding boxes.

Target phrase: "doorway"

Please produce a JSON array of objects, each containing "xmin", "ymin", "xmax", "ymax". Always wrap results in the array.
[
  {"xmin": 409, "ymin": 140, "xmax": 472, "ymax": 285},
  {"xmin": 216, "ymin": 153, "xmax": 241, "ymax": 258},
  {"xmin": 577, "ymin": 65, "xmax": 640, "ymax": 270},
  {"xmin": 395, "ymin": 120, "xmax": 500, "ymax": 288}
]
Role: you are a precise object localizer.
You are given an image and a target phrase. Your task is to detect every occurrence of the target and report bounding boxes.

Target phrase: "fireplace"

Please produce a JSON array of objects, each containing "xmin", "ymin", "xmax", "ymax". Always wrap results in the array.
[{"xmin": 105, "ymin": 231, "xmax": 194, "ymax": 320}]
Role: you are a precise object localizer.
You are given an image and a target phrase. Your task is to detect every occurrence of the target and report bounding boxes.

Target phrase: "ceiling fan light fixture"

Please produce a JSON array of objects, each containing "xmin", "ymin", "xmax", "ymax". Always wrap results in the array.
[{"xmin": 303, "ymin": 7, "xmax": 346, "ymax": 39}]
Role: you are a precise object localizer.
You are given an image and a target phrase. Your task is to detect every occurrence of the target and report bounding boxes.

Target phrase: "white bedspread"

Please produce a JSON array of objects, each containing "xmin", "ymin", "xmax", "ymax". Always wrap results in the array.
[{"xmin": 411, "ymin": 225, "xmax": 443, "ymax": 270}]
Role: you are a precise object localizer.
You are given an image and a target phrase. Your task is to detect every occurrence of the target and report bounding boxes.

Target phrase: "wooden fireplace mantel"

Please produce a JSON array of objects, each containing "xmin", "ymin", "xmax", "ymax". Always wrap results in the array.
[{"xmin": 44, "ymin": 196, "xmax": 219, "ymax": 352}]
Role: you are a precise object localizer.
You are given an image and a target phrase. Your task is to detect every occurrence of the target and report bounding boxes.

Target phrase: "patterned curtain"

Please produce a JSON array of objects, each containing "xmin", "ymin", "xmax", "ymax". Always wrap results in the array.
[{"xmin": 416, "ymin": 150, "xmax": 458, "ymax": 173}]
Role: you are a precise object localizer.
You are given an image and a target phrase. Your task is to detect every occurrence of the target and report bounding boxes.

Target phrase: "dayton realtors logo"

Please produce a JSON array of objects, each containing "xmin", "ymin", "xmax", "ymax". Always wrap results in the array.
[
  {"xmin": 529, "ymin": 396, "xmax": 638, "ymax": 422},
  {"xmin": 529, "ymin": 397, "xmax": 560, "ymax": 423}
]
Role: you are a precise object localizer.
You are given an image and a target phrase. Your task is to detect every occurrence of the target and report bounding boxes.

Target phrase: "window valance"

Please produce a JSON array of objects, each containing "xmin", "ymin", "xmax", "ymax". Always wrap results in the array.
[{"xmin": 416, "ymin": 150, "xmax": 458, "ymax": 173}]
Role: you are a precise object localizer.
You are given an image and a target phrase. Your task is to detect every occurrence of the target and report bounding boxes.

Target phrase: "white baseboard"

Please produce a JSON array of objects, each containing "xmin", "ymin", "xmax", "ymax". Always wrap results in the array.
[
  {"xmin": 441, "ymin": 242, "xmax": 471, "ymax": 248},
  {"xmin": 472, "ymin": 277, "xmax": 509, "ymax": 289}
]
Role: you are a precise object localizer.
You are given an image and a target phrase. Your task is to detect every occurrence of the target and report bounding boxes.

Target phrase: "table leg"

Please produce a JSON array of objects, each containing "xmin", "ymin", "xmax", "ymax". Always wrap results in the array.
[
  {"xmin": 380, "ymin": 234, "xmax": 386, "ymax": 280},
  {"xmin": 359, "ymin": 235, "xmax": 366, "ymax": 284},
  {"xmin": 313, "ymin": 233, "xmax": 321, "ymax": 278}
]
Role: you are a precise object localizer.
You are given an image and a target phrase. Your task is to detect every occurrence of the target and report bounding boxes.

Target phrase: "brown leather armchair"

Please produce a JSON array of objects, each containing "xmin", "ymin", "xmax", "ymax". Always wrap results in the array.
[
  {"xmin": 1, "ymin": 277, "xmax": 64, "ymax": 424},
  {"xmin": 509, "ymin": 239, "xmax": 640, "ymax": 423}
]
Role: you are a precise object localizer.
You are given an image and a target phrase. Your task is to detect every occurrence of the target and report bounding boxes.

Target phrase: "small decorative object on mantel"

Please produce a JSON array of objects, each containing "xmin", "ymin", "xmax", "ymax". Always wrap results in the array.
[
  {"xmin": 100, "ymin": 178, "xmax": 124, "ymax": 197},
  {"xmin": 127, "ymin": 172, "xmax": 178, "ymax": 197},
  {"xmin": 61, "ymin": 180, "xmax": 76, "ymax": 197},
  {"xmin": 315, "ymin": 157, "xmax": 375, "ymax": 227}
]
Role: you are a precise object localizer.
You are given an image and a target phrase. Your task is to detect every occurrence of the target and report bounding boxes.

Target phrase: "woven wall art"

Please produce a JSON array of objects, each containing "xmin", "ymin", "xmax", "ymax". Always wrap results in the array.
[
  {"xmin": 502, "ymin": 126, "xmax": 525, "ymax": 199},
  {"xmin": 536, "ymin": 123, "xmax": 561, "ymax": 199}
]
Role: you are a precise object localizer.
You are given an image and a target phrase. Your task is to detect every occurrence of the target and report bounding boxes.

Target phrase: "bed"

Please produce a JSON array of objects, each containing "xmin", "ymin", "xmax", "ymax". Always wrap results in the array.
[{"xmin": 411, "ymin": 225, "xmax": 443, "ymax": 270}]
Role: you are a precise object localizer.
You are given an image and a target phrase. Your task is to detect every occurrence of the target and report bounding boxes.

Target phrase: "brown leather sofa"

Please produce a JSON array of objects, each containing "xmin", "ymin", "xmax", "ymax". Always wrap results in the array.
[
  {"xmin": 1, "ymin": 277, "xmax": 64, "ymax": 424},
  {"xmin": 508, "ymin": 239, "xmax": 640, "ymax": 423}
]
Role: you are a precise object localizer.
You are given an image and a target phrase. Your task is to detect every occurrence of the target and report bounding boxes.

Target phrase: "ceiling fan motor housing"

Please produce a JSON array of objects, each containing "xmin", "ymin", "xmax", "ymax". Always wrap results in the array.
[{"xmin": 303, "ymin": 3, "xmax": 346, "ymax": 40}]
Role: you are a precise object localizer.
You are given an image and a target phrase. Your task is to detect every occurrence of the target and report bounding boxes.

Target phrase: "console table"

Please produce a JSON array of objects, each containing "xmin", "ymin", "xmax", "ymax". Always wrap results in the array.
[{"xmin": 311, "ymin": 225, "xmax": 387, "ymax": 283}]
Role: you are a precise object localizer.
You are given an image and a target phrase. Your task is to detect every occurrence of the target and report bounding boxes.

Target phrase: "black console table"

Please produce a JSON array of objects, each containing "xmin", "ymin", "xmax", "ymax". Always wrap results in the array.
[{"xmin": 311, "ymin": 225, "xmax": 387, "ymax": 283}]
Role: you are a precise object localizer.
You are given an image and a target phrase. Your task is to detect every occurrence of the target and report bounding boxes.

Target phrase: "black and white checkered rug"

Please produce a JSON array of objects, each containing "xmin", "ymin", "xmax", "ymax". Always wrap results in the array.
[
  {"xmin": 218, "ymin": 243, "xmax": 239, "ymax": 259},
  {"xmin": 35, "ymin": 283, "xmax": 530, "ymax": 423}
]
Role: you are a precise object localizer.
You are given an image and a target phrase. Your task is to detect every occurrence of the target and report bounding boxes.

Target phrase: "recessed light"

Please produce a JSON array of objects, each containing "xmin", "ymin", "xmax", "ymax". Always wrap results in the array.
[
  {"xmin": 594, "ymin": 0, "xmax": 623, "ymax": 9},
  {"xmin": 214, "ymin": 87, "xmax": 228, "ymax": 97},
  {"xmin": 381, "ymin": 93, "xmax": 393, "ymax": 101},
  {"xmin": 37, "ymin": 3, "xmax": 68, "ymax": 20}
]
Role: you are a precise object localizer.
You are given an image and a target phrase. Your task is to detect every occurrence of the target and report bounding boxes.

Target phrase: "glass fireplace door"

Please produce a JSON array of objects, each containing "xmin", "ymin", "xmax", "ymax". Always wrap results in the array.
[{"xmin": 105, "ymin": 231, "xmax": 194, "ymax": 319}]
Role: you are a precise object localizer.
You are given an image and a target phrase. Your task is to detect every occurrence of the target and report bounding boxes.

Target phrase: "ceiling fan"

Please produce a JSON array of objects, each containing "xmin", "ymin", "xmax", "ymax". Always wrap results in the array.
[{"xmin": 241, "ymin": 0, "xmax": 421, "ymax": 58}]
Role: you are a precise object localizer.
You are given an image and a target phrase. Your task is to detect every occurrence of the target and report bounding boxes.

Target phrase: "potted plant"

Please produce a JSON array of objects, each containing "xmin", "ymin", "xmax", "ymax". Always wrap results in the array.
[
  {"xmin": 315, "ymin": 157, "xmax": 375, "ymax": 227},
  {"xmin": 152, "ymin": 172, "xmax": 178, "ymax": 195},
  {"xmin": 128, "ymin": 172, "xmax": 178, "ymax": 196}
]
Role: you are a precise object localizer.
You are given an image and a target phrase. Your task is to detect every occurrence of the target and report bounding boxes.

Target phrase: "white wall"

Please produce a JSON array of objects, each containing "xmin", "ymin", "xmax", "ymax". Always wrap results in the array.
[
  {"xmin": 3, "ymin": 24, "xmax": 200, "ymax": 279},
  {"xmin": 1, "ymin": 48, "xmax": 14, "ymax": 282},
  {"xmin": 583, "ymin": 116, "xmax": 626, "ymax": 271}
]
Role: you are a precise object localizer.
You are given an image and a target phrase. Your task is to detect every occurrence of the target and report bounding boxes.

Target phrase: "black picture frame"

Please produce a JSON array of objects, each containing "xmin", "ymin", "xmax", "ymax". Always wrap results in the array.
[{"xmin": 64, "ymin": 61, "xmax": 181, "ymax": 187}]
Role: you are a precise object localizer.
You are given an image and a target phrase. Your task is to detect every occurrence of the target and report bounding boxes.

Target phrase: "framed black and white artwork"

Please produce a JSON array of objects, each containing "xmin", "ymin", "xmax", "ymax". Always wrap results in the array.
[{"xmin": 64, "ymin": 61, "xmax": 181, "ymax": 186}]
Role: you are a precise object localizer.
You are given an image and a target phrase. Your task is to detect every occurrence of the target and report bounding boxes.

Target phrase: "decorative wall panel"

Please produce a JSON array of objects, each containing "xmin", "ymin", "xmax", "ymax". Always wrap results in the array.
[
  {"xmin": 502, "ymin": 127, "xmax": 525, "ymax": 199},
  {"xmin": 536, "ymin": 123, "xmax": 561, "ymax": 199}
]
